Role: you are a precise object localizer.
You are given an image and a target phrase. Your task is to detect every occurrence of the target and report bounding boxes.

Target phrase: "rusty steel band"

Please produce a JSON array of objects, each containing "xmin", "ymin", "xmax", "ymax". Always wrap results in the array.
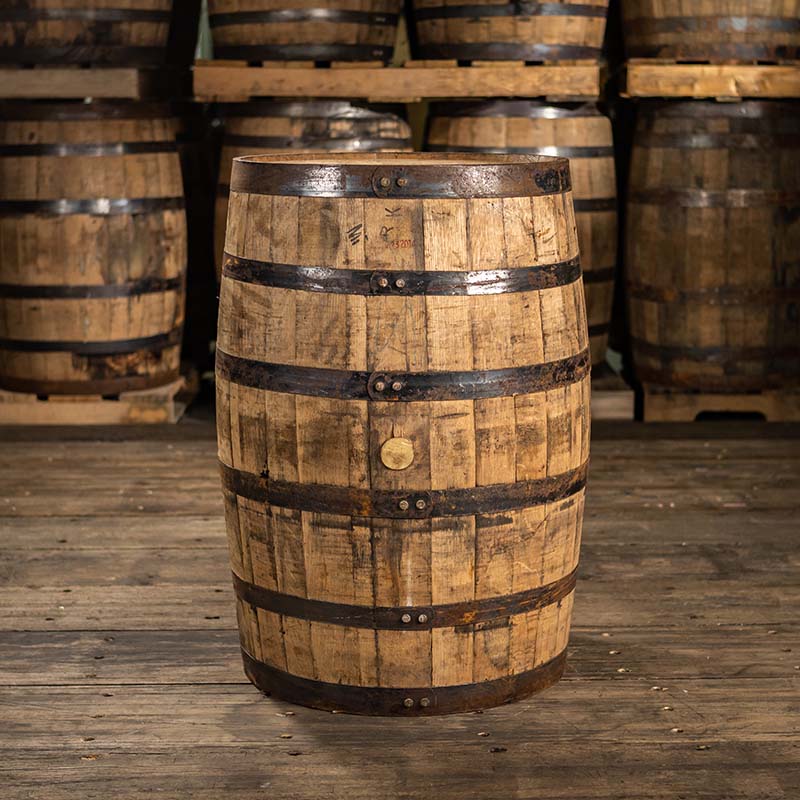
[
  {"xmin": 631, "ymin": 337, "xmax": 800, "ymax": 364},
  {"xmin": 627, "ymin": 43, "xmax": 800, "ymax": 60},
  {"xmin": 222, "ymin": 252, "xmax": 582, "ymax": 295},
  {"xmin": 0, "ymin": 368, "xmax": 180, "ymax": 396},
  {"xmin": 224, "ymin": 134, "xmax": 411, "ymax": 151},
  {"xmin": 637, "ymin": 101, "xmax": 795, "ymax": 120},
  {"xmin": 219, "ymin": 460, "xmax": 587, "ymax": 518},
  {"xmin": 210, "ymin": 8, "xmax": 398, "ymax": 26},
  {"xmin": 429, "ymin": 100, "xmax": 601, "ymax": 119},
  {"xmin": 628, "ymin": 189, "xmax": 799, "ymax": 209},
  {"xmin": 230, "ymin": 158, "xmax": 572, "ymax": 198},
  {"xmin": 0, "ymin": 197, "xmax": 185, "ymax": 217},
  {"xmin": 213, "ymin": 44, "xmax": 394, "ymax": 62},
  {"xmin": 588, "ymin": 322, "xmax": 610, "ymax": 337},
  {"xmin": 0, "ymin": 328, "xmax": 182, "ymax": 355},
  {"xmin": 582, "ymin": 266, "xmax": 615, "ymax": 284},
  {"xmin": 415, "ymin": 43, "xmax": 602, "ymax": 59},
  {"xmin": 216, "ymin": 348, "xmax": 590, "ymax": 401},
  {"xmin": 217, "ymin": 100, "xmax": 407, "ymax": 119},
  {"xmin": 0, "ymin": 46, "xmax": 168, "ymax": 65},
  {"xmin": 635, "ymin": 133, "xmax": 800, "ymax": 150},
  {"xmin": 233, "ymin": 568, "xmax": 577, "ymax": 630},
  {"xmin": 625, "ymin": 15, "xmax": 800, "ymax": 34},
  {"xmin": 0, "ymin": 275, "xmax": 184, "ymax": 300},
  {"xmin": 427, "ymin": 143, "xmax": 614, "ymax": 158},
  {"xmin": 628, "ymin": 282, "xmax": 800, "ymax": 305},
  {"xmin": 0, "ymin": 141, "xmax": 178, "ymax": 157},
  {"xmin": 415, "ymin": 2, "xmax": 606, "ymax": 19},
  {"xmin": 241, "ymin": 648, "xmax": 566, "ymax": 715},
  {"xmin": 0, "ymin": 7, "xmax": 171, "ymax": 22}
]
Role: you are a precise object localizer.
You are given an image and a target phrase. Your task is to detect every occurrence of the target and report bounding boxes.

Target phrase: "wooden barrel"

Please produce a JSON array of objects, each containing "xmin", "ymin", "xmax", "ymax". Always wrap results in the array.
[
  {"xmin": 215, "ymin": 100, "xmax": 413, "ymax": 278},
  {"xmin": 0, "ymin": 102, "xmax": 187, "ymax": 395},
  {"xmin": 626, "ymin": 101, "xmax": 800, "ymax": 393},
  {"xmin": 622, "ymin": 1, "xmax": 800, "ymax": 61},
  {"xmin": 207, "ymin": 0, "xmax": 402, "ymax": 62},
  {"xmin": 217, "ymin": 153, "xmax": 590, "ymax": 715},
  {"xmin": 410, "ymin": 0, "xmax": 609, "ymax": 61},
  {"xmin": 426, "ymin": 101, "xmax": 616, "ymax": 366},
  {"xmin": 0, "ymin": 0, "xmax": 176, "ymax": 65}
]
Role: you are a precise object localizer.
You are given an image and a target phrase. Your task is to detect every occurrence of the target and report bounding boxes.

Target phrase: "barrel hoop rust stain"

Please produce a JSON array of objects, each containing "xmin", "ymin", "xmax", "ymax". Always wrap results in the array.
[
  {"xmin": 213, "ymin": 43, "xmax": 394, "ymax": 61},
  {"xmin": 230, "ymin": 158, "xmax": 572, "ymax": 199},
  {"xmin": 0, "ymin": 141, "xmax": 179, "ymax": 157},
  {"xmin": 0, "ymin": 328, "xmax": 183, "ymax": 355},
  {"xmin": 233, "ymin": 568, "xmax": 577, "ymax": 630},
  {"xmin": 629, "ymin": 189, "xmax": 800, "ymax": 208},
  {"xmin": 240, "ymin": 648, "xmax": 567, "ymax": 716},
  {"xmin": 216, "ymin": 348, "xmax": 590, "ymax": 400},
  {"xmin": 0, "ymin": 197, "xmax": 185, "ymax": 217},
  {"xmin": 0, "ymin": 275, "xmax": 185, "ymax": 299},
  {"xmin": 209, "ymin": 8, "xmax": 399, "ymax": 26},
  {"xmin": 414, "ymin": 2, "xmax": 607, "ymax": 19},
  {"xmin": 219, "ymin": 460, "xmax": 588, "ymax": 517},
  {"xmin": 222, "ymin": 252, "xmax": 582, "ymax": 295},
  {"xmin": 415, "ymin": 43, "xmax": 601, "ymax": 59}
]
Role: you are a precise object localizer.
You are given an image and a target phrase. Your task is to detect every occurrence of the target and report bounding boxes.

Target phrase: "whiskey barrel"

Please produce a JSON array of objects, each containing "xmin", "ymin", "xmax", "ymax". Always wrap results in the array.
[
  {"xmin": 207, "ymin": 0, "xmax": 402, "ymax": 62},
  {"xmin": 426, "ymin": 101, "xmax": 616, "ymax": 366},
  {"xmin": 410, "ymin": 0, "xmax": 609, "ymax": 61},
  {"xmin": 622, "ymin": 1, "xmax": 800, "ymax": 61},
  {"xmin": 0, "ymin": 0, "xmax": 175, "ymax": 65},
  {"xmin": 0, "ymin": 102, "xmax": 187, "ymax": 395},
  {"xmin": 627, "ymin": 101, "xmax": 800, "ymax": 392},
  {"xmin": 217, "ymin": 153, "xmax": 590, "ymax": 715},
  {"xmin": 214, "ymin": 101, "xmax": 413, "ymax": 278}
]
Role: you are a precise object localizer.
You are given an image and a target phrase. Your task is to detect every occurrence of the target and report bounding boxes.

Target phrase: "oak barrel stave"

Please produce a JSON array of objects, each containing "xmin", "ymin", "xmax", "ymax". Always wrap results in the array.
[
  {"xmin": 214, "ymin": 101, "xmax": 412, "ymax": 279},
  {"xmin": 0, "ymin": 0, "xmax": 176, "ymax": 65},
  {"xmin": 626, "ymin": 101, "xmax": 800, "ymax": 393},
  {"xmin": 0, "ymin": 102, "xmax": 187, "ymax": 395},
  {"xmin": 622, "ymin": 0, "xmax": 800, "ymax": 61},
  {"xmin": 426, "ymin": 101, "xmax": 616, "ymax": 366},
  {"xmin": 217, "ymin": 153, "xmax": 589, "ymax": 715},
  {"xmin": 410, "ymin": 0, "xmax": 609, "ymax": 61},
  {"xmin": 207, "ymin": 0, "xmax": 402, "ymax": 62}
]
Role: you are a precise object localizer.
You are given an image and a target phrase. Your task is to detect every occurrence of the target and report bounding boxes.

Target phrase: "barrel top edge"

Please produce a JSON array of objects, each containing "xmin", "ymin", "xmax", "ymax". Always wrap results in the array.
[{"xmin": 230, "ymin": 153, "xmax": 572, "ymax": 199}]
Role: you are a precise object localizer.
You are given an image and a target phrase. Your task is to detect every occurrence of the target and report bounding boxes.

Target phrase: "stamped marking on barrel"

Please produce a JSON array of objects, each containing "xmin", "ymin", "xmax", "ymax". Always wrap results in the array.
[{"xmin": 380, "ymin": 438, "xmax": 415, "ymax": 470}]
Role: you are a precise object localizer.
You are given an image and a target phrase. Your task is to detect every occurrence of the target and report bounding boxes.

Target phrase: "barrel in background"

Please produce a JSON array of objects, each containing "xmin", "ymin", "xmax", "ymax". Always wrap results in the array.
[
  {"xmin": 0, "ymin": 102, "xmax": 187, "ymax": 395},
  {"xmin": 217, "ymin": 153, "xmax": 589, "ymax": 714},
  {"xmin": 214, "ymin": 101, "xmax": 413, "ymax": 278},
  {"xmin": 626, "ymin": 101, "xmax": 800, "ymax": 393},
  {"xmin": 426, "ymin": 101, "xmax": 616, "ymax": 366},
  {"xmin": 622, "ymin": 1, "xmax": 800, "ymax": 61},
  {"xmin": 207, "ymin": 0, "xmax": 403, "ymax": 62},
  {"xmin": 410, "ymin": 0, "xmax": 609, "ymax": 61},
  {"xmin": 0, "ymin": 0, "xmax": 179, "ymax": 66}
]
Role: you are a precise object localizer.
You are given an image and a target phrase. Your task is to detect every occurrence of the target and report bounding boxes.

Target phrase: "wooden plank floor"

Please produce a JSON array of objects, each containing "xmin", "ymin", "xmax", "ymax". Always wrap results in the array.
[{"xmin": 1, "ymin": 420, "xmax": 798, "ymax": 799}]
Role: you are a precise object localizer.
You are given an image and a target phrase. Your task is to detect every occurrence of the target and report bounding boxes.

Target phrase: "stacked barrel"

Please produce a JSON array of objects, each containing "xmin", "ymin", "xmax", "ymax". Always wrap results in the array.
[
  {"xmin": 206, "ymin": 3, "xmax": 412, "ymax": 280},
  {"xmin": 0, "ymin": 3, "xmax": 197, "ymax": 401},
  {"xmin": 411, "ymin": 3, "xmax": 617, "ymax": 369},
  {"xmin": 622, "ymin": 4, "xmax": 800, "ymax": 403}
]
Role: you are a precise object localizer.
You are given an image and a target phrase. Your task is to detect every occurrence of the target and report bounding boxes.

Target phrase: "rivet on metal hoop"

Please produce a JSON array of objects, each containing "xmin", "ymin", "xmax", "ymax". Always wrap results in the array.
[
  {"xmin": 378, "ymin": 177, "xmax": 391, "ymax": 188},
  {"xmin": 401, "ymin": 613, "xmax": 412, "ymax": 624},
  {"xmin": 417, "ymin": 613, "xmax": 429, "ymax": 624},
  {"xmin": 398, "ymin": 499, "xmax": 410, "ymax": 511},
  {"xmin": 377, "ymin": 277, "xmax": 389, "ymax": 288},
  {"xmin": 392, "ymin": 381, "xmax": 403, "ymax": 391},
  {"xmin": 396, "ymin": 178, "xmax": 408, "ymax": 187},
  {"xmin": 395, "ymin": 278, "xmax": 406, "ymax": 289},
  {"xmin": 419, "ymin": 697, "xmax": 430, "ymax": 708},
  {"xmin": 403, "ymin": 697, "xmax": 414, "ymax": 708},
  {"xmin": 374, "ymin": 380, "xmax": 386, "ymax": 392},
  {"xmin": 415, "ymin": 499, "xmax": 426, "ymax": 510}
]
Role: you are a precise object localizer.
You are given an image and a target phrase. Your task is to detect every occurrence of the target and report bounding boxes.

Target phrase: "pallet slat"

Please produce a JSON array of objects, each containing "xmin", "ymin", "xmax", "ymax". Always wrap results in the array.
[{"xmin": 193, "ymin": 60, "xmax": 602, "ymax": 101}]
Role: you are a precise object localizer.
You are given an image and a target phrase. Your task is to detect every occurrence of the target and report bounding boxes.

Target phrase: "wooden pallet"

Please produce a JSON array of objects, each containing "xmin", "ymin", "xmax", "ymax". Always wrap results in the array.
[
  {"xmin": 193, "ymin": 59, "xmax": 602, "ymax": 102},
  {"xmin": 591, "ymin": 367, "xmax": 635, "ymax": 421},
  {"xmin": 624, "ymin": 59, "xmax": 800, "ymax": 99},
  {"xmin": 0, "ymin": 377, "xmax": 190, "ymax": 425},
  {"xmin": 643, "ymin": 387, "xmax": 800, "ymax": 422},
  {"xmin": 0, "ymin": 66, "xmax": 190, "ymax": 100}
]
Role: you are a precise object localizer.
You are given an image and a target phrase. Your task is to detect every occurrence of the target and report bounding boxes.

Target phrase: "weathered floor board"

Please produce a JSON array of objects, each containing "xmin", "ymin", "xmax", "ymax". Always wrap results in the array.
[{"xmin": 1, "ymin": 420, "xmax": 798, "ymax": 799}]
